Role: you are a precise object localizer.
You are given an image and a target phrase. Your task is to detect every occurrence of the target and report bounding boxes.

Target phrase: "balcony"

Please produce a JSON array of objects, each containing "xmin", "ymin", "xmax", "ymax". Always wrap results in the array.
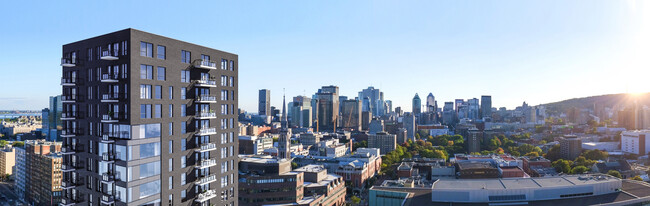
[
  {"xmin": 195, "ymin": 95, "xmax": 217, "ymax": 103},
  {"xmin": 195, "ymin": 190, "xmax": 217, "ymax": 203},
  {"xmin": 61, "ymin": 111, "xmax": 83, "ymax": 120},
  {"xmin": 61, "ymin": 164, "xmax": 76, "ymax": 172},
  {"xmin": 194, "ymin": 79, "xmax": 217, "ymax": 87},
  {"xmin": 100, "ymin": 50, "xmax": 119, "ymax": 60},
  {"xmin": 61, "ymin": 194, "xmax": 84, "ymax": 206},
  {"xmin": 101, "ymin": 73, "xmax": 120, "ymax": 83},
  {"xmin": 101, "ymin": 112, "xmax": 126, "ymax": 123},
  {"xmin": 61, "ymin": 128, "xmax": 83, "ymax": 137},
  {"xmin": 193, "ymin": 59, "xmax": 217, "ymax": 70},
  {"xmin": 61, "ymin": 94, "xmax": 83, "ymax": 103},
  {"xmin": 61, "ymin": 77, "xmax": 82, "ymax": 86},
  {"xmin": 196, "ymin": 111, "xmax": 217, "ymax": 119},
  {"xmin": 195, "ymin": 158, "xmax": 217, "ymax": 169},
  {"xmin": 101, "ymin": 93, "xmax": 123, "ymax": 103},
  {"xmin": 196, "ymin": 174, "xmax": 217, "ymax": 186},
  {"xmin": 101, "ymin": 194, "xmax": 115, "ymax": 205},
  {"xmin": 195, "ymin": 127, "xmax": 217, "ymax": 136},
  {"xmin": 61, "ymin": 58, "xmax": 76, "ymax": 67},
  {"xmin": 101, "ymin": 172, "xmax": 116, "ymax": 184},
  {"xmin": 195, "ymin": 142, "xmax": 217, "ymax": 152},
  {"xmin": 102, "ymin": 130, "xmax": 130, "ymax": 142},
  {"xmin": 61, "ymin": 144, "xmax": 83, "ymax": 155},
  {"xmin": 101, "ymin": 152, "xmax": 116, "ymax": 163},
  {"xmin": 61, "ymin": 177, "xmax": 83, "ymax": 189}
]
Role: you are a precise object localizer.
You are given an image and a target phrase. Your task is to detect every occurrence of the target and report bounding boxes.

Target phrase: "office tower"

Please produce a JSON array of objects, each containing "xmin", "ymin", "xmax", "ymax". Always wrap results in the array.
[
  {"xmin": 278, "ymin": 95, "xmax": 291, "ymax": 159},
  {"xmin": 454, "ymin": 99, "xmax": 464, "ymax": 112},
  {"xmin": 0, "ymin": 146, "xmax": 15, "ymax": 176},
  {"xmin": 290, "ymin": 96, "xmax": 312, "ymax": 128},
  {"xmin": 468, "ymin": 98, "xmax": 479, "ymax": 120},
  {"xmin": 341, "ymin": 99, "xmax": 362, "ymax": 131},
  {"xmin": 368, "ymin": 132, "xmax": 397, "ymax": 155},
  {"xmin": 316, "ymin": 85, "xmax": 339, "ymax": 132},
  {"xmin": 443, "ymin": 102, "xmax": 455, "ymax": 125},
  {"xmin": 42, "ymin": 108, "xmax": 50, "ymax": 137},
  {"xmin": 258, "ymin": 89, "xmax": 271, "ymax": 117},
  {"xmin": 395, "ymin": 107, "xmax": 402, "ymax": 117},
  {"xmin": 559, "ymin": 135, "xmax": 582, "ymax": 160},
  {"xmin": 358, "ymin": 86, "xmax": 385, "ymax": 116},
  {"xmin": 24, "ymin": 140, "xmax": 62, "ymax": 205},
  {"xmin": 59, "ymin": 29, "xmax": 238, "ymax": 206},
  {"xmin": 426, "ymin": 93, "xmax": 436, "ymax": 113},
  {"xmin": 403, "ymin": 112, "xmax": 416, "ymax": 141},
  {"xmin": 385, "ymin": 100, "xmax": 393, "ymax": 114},
  {"xmin": 48, "ymin": 95, "xmax": 63, "ymax": 141},
  {"xmin": 361, "ymin": 111, "xmax": 372, "ymax": 131},
  {"xmin": 481, "ymin": 95, "xmax": 492, "ymax": 119},
  {"xmin": 467, "ymin": 129, "xmax": 482, "ymax": 153},
  {"xmin": 14, "ymin": 146, "xmax": 26, "ymax": 201},
  {"xmin": 368, "ymin": 118, "xmax": 384, "ymax": 134},
  {"xmin": 412, "ymin": 94, "xmax": 421, "ymax": 115}
]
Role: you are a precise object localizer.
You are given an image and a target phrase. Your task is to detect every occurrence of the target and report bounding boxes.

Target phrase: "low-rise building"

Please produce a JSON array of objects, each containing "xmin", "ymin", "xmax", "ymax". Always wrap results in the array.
[
  {"xmin": 455, "ymin": 161, "xmax": 499, "ymax": 179},
  {"xmin": 0, "ymin": 145, "xmax": 15, "ymax": 176},
  {"xmin": 239, "ymin": 135, "xmax": 274, "ymax": 155}
]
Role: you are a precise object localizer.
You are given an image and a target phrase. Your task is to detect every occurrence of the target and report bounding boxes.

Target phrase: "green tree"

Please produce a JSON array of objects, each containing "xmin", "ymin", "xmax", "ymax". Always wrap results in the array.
[
  {"xmin": 517, "ymin": 144, "xmax": 542, "ymax": 155},
  {"xmin": 574, "ymin": 156, "xmax": 596, "ymax": 168},
  {"xmin": 630, "ymin": 176, "xmax": 643, "ymax": 181},
  {"xmin": 291, "ymin": 162, "xmax": 298, "ymax": 169},
  {"xmin": 12, "ymin": 141, "xmax": 24, "ymax": 147},
  {"xmin": 545, "ymin": 145, "xmax": 562, "ymax": 161},
  {"xmin": 552, "ymin": 159, "xmax": 573, "ymax": 174},
  {"xmin": 0, "ymin": 140, "xmax": 7, "ymax": 147},
  {"xmin": 607, "ymin": 170, "xmax": 622, "ymax": 178},
  {"xmin": 524, "ymin": 152, "xmax": 539, "ymax": 157},
  {"xmin": 351, "ymin": 196, "xmax": 361, "ymax": 205},
  {"xmin": 571, "ymin": 166, "xmax": 589, "ymax": 174},
  {"xmin": 582, "ymin": 149, "xmax": 608, "ymax": 160}
]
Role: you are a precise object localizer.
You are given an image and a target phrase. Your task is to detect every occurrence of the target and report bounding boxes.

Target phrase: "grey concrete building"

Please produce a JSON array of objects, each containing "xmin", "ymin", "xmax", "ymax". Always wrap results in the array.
[
  {"xmin": 481, "ymin": 95, "xmax": 492, "ymax": 120},
  {"xmin": 368, "ymin": 132, "xmax": 397, "ymax": 155},
  {"xmin": 258, "ymin": 89, "xmax": 270, "ymax": 117},
  {"xmin": 60, "ymin": 28, "xmax": 238, "ymax": 206}
]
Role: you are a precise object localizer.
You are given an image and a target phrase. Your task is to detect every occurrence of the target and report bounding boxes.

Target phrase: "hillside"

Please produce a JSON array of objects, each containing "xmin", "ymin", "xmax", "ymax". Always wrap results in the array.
[{"xmin": 541, "ymin": 93, "xmax": 650, "ymax": 116}]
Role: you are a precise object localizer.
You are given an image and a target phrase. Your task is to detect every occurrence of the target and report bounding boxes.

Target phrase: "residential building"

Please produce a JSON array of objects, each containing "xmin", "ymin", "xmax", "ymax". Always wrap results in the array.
[
  {"xmin": 621, "ymin": 130, "xmax": 650, "ymax": 156},
  {"xmin": 23, "ymin": 140, "xmax": 62, "ymax": 205},
  {"xmin": 59, "ymin": 29, "xmax": 238, "ymax": 206},
  {"xmin": 300, "ymin": 132, "xmax": 322, "ymax": 147},
  {"xmin": 368, "ymin": 132, "xmax": 396, "ymax": 155},
  {"xmin": 238, "ymin": 135, "xmax": 273, "ymax": 155},
  {"xmin": 0, "ymin": 145, "xmax": 15, "ymax": 176},
  {"xmin": 559, "ymin": 135, "xmax": 582, "ymax": 160},
  {"xmin": 15, "ymin": 146, "xmax": 26, "ymax": 201},
  {"xmin": 467, "ymin": 128, "xmax": 483, "ymax": 153}
]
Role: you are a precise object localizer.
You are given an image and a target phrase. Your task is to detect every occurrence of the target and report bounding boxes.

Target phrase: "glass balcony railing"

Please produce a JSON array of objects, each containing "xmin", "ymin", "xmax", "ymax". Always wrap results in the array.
[
  {"xmin": 196, "ymin": 159, "xmax": 217, "ymax": 169},
  {"xmin": 100, "ymin": 49, "xmax": 119, "ymax": 60},
  {"xmin": 196, "ymin": 143, "xmax": 217, "ymax": 152},
  {"xmin": 196, "ymin": 127, "xmax": 216, "ymax": 135},
  {"xmin": 102, "ymin": 112, "xmax": 126, "ymax": 122},
  {"xmin": 61, "ymin": 111, "xmax": 83, "ymax": 120},
  {"xmin": 101, "ymin": 73, "xmax": 120, "ymax": 82},
  {"xmin": 195, "ymin": 79, "xmax": 217, "ymax": 87},
  {"xmin": 101, "ymin": 93, "xmax": 123, "ymax": 102},
  {"xmin": 61, "ymin": 77, "xmax": 82, "ymax": 86},
  {"xmin": 195, "ymin": 95, "xmax": 217, "ymax": 102},
  {"xmin": 61, "ymin": 58, "xmax": 76, "ymax": 67},
  {"xmin": 61, "ymin": 94, "xmax": 84, "ymax": 103},
  {"xmin": 197, "ymin": 111, "xmax": 217, "ymax": 119},
  {"xmin": 195, "ymin": 190, "xmax": 217, "ymax": 202},
  {"xmin": 194, "ymin": 59, "xmax": 217, "ymax": 69},
  {"xmin": 196, "ymin": 174, "xmax": 217, "ymax": 186}
]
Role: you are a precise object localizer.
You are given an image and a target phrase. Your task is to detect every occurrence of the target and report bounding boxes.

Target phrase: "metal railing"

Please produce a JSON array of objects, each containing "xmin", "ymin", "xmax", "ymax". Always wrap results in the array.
[
  {"xmin": 194, "ymin": 59, "xmax": 217, "ymax": 68},
  {"xmin": 196, "ymin": 127, "xmax": 216, "ymax": 135},
  {"xmin": 196, "ymin": 95, "xmax": 217, "ymax": 102}
]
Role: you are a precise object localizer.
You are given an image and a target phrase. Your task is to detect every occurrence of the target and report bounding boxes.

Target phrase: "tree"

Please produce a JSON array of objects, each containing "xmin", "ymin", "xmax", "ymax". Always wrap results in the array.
[
  {"xmin": 582, "ymin": 149, "xmax": 608, "ymax": 160},
  {"xmin": 291, "ymin": 162, "xmax": 298, "ymax": 169},
  {"xmin": 630, "ymin": 176, "xmax": 643, "ymax": 181},
  {"xmin": 607, "ymin": 170, "xmax": 622, "ymax": 178},
  {"xmin": 351, "ymin": 196, "xmax": 361, "ymax": 205},
  {"xmin": 517, "ymin": 144, "xmax": 542, "ymax": 155},
  {"xmin": 0, "ymin": 140, "xmax": 6, "ymax": 147},
  {"xmin": 524, "ymin": 152, "xmax": 539, "ymax": 157},
  {"xmin": 552, "ymin": 159, "xmax": 573, "ymax": 174},
  {"xmin": 574, "ymin": 156, "xmax": 596, "ymax": 168},
  {"xmin": 12, "ymin": 141, "xmax": 24, "ymax": 147},
  {"xmin": 571, "ymin": 166, "xmax": 589, "ymax": 174},
  {"xmin": 545, "ymin": 145, "xmax": 562, "ymax": 161}
]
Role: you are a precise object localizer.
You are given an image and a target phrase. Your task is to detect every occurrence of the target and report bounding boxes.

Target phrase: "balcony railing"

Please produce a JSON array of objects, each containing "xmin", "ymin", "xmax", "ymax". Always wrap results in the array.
[
  {"xmin": 101, "ymin": 93, "xmax": 123, "ymax": 102},
  {"xmin": 193, "ymin": 59, "xmax": 217, "ymax": 69},
  {"xmin": 102, "ymin": 112, "xmax": 126, "ymax": 123},
  {"xmin": 196, "ymin": 111, "xmax": 217, "ymax": 119},
  {"xmin": 194, "ymin": 79, "xmax": 217, "ymax": 87},
  {"xmin": 101, "ymin": 194, "xmax": 115, "ymax": 204},
  {"xmin": 101, "ymin": 73, "xmax": 120, "ymax": 82},
  {"xmin": 61, "ymin": 111, "xmax": 83, "ymax": 120},
  {"xmin": 102, "ymin": 152, "xmax": 116, "ymax": 162},
  {"xmin": 61, "ymin": 77, "xmax": 82, "ymax": 86},
  {"xmin": 62, "ymin": 176, "xmax": 83, "ymax": 189},
  {"xmin": 195, "ymin": 189, "xmax": 217, "ymax": 202},
  {"xmin": 61, "ymin": 58, "xmax": 76, "ymax": 67},
  {"xmin": 61, "ymin": 128, "xmax": 83, "ymax": 137},
  {"xmin": 196, "ymin": 127, "xmax": 216, "ymax": 136},
  {"xmin": 102, "ymin": 130, "xmax": 130, "ymax": 141},
  {"xmin": 196, "ymin": 143, "xmax": 217, "ymax": 152},
  {"xmin": 61, "ymin": 143, "xmax": 83, "ymax": 154},
  {"xmin": 196, "ymin": 174, "xmax": 217, "ymax": 186},
  {"xmin": 195, "ymin": 95, "xmax": 217, "ymax": 103},
  {"xmin": 102, "ymin": 172, "xmax": 116, "ymax": 183},
  {"xmin": 101, "ymin": 49, "xmax": 119, "ymax": 60},
  {"xmin": 61, "ymin": 94, "xmax": 84, "ymax": 103},
  {"xmin": 196, "ymin": 158, "xmax": 217, "ymax": 169}
]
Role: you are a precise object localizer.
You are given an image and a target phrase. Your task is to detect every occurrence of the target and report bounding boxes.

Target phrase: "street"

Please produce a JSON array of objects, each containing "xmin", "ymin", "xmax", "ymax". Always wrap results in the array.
[{"xmin": 0, "ymin": 181, "xmax": 23, "ymax": 206}]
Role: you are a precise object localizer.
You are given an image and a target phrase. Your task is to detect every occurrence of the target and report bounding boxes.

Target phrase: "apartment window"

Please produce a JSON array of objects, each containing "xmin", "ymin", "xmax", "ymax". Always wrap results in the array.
[
  {"xmin": 221, "ymin": 75, "xmax": 227, "ymax": 86},
  {"xmin": 181, "ymin": 156, "xmax": 186, "ymax": 168},
  {"xmin": 221, "ymin": 59, "xmax": 227, "ymax": 70},
  {"xmin": 181, "ymin": 70, "xmax": 190, "ymax": 83},
  {"xmin": 181, "ymin": 50, "xmax": 191, "ymax": 63},
  {"xmin": 140, "ymin": 85, "xmax": 152, "ymax": 99},
  {"xmin": 168, "ymin": 122, "xmax": 173, "ymax": 135},
  {"xmin": 154, "ymin": 104, "xmax": 162, "ymax": 118},
  {"xmin": 181, "ymin": 104, "xmax": 186, "ymax": 116},
  {"xmin": 168, "ymin": 104, "xmax": 173, "ymax": 117},
  {"xmin": 181, "ymin": 122, "xmax": 186, "ymax": 134},
  {"xmin": 138, "ymin": 161, "xmax": 161, "ymax": 178},
  {"xmin": 181, "ymin": 88, "xmax": 186, "ymax": 99},
  {"xmin": 169, "ymin": 158, "xmax": 173, "ymax": 172},
  {"xmin": 154, "ymin": 85, "xmax": 162, "ymax": 99},
  {"xmin": 140, "ymin": 42, "xmax": 153, "ymax": 57},
  {"xmin": 140, "ymin": 104, "xmax": 152, "ymax": 119},
  {"xmin": 229, "ymin": 76, "xmax": 234, "ymax": 87},
  {"xmin": 168, "ymin": 176, "xmax": 173, "ymax": 190},
  {"xmin": 181, "ymin": 190, "xmax": 186, "ymax": 199},
  {"xmin": 157, "ymin": 45, "xmax": 166, "ymax": 59},
  {"xmin": 181, "ymin": 139, "xmax": 186, "ymax": 151},
  {"xmin": 181, "ymin": 173, "xmax": 186, "ymax": 185},
  {"xmin": 157, "ymin": 67, "xmax": 166, "ymax": 80},
  {"xmin": 138, "ymin": 180, "xmax": 161, "ymax": 199},
  {"xmin": 221, "ymin": 90, "xmax": 228, "ymax": 101},
  {"xmin": 122, "ymin": 41, "xmax": 128, "ymax": 55},
  {"xmin": 230, "ymin": 60, "xmax": 234, "ymax": 71},
  {"xmin": 168, "ymin": 194, "xmax": 173, "ymax": 206},
  {"xmin": 140, "ymin": 65, "xmax": 153, "ymax": 79},
  {"xmin": 168, "ymin": 86, "xmax": 173, "ymax": 99}
]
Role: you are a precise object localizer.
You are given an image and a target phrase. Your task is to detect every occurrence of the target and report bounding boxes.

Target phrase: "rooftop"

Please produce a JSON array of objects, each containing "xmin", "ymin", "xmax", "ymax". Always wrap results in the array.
[
  {"xmin": 433, "ymin": 174, "xmax": 619, "ymax": 190},
  {"xmin": 294, "ymin": 164, "xmax": 326, "ymax": 173}
]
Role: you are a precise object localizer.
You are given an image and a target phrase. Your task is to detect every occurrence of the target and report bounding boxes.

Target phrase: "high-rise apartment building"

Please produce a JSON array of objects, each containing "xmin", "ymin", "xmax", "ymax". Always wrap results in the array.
[
  {"xmin": 14, "ymin": 146, "xmax": 26, "ymax": 201},
  {"xmin": 481, "ymin": 95, "xmax": 492, "ymax": 119},
  {"xmin": 559, "ymin": 135, "xmax": 582, "ymax": 160},
  {"xmin": 21, "ymin": 140, "xmax": 62, "ymax": 206},
  {"xmin": 59, "ymin": 29, "xmax": 238, "ymax": 206},
  {"xmin": 368, "ymin": 132, "xmax": 396, "ymax": 155},
  {"xmin": 621, "ymin": 130, "xmax": 650, "ymax": 155},
  {"xmin": 48, "ymin": 95, "xmax": 63, "ymax": 141},
  {"xmin": 258, "ymin": 89, "xmax": 270, "ymax": 117}
]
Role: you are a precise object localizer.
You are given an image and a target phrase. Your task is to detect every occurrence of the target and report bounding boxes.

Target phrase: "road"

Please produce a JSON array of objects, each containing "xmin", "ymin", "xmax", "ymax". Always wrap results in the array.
[{"xmin": 0, "ymin": 181, "xmax": 23, "ymax": 206}]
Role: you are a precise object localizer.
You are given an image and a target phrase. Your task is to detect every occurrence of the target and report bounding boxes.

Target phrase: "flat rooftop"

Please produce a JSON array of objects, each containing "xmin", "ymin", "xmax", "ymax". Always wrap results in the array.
[
  {"xmin": 433, "ymin": 174, "xmax": 618, "ymax": 190},
  {"xmin": 294, "ymin": 164, "xmax": 326, "ymax": 173}
]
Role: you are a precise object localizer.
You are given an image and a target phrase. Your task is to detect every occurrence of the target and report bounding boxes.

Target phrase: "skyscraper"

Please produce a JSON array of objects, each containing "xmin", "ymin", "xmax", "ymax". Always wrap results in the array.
[
  {"xmin": 316, "ymin": 85, "xmax": 339, "ymax": 132},
  {"xmin": 403, "ymin": 112, "xmax": 416, "ymax": 141},
  {"xmin": 60, "ymin": 29, "xmax": 238, "ymax": 205},
  {"xmin": 47, "ymin": 95, "xmax": 63, "ymax": 141},
  {"xmin": 358, "ymin": 86, "xmax": 385, "ymax": 116},
  {"xmin": 481, "ymin": 95, "xmax": 492, "ymax": 120},
  {"xmin": 259, "ymin": 89, "xmax": 271, "ymax": 116},
  {"xmin": 340, "ymin": 99, "xmax": 362, "ymax": 131},
  {"xmin": 442, "ymin": 102, "xmax": 456, "ymax": 125},
  {"xmin": 426, "ymin": 93, "xmax": 436, "ymax": 113},
  {"xmin": 290, "ymin": 96, "xmax": 312, "ymax": 128},
  {"xmin": 412, "ymin": 93, "xmax": 421, "ymax": 115},
  {"xmin": 468, "ymin": 98, "xmax": 480, "ymax": 120}
]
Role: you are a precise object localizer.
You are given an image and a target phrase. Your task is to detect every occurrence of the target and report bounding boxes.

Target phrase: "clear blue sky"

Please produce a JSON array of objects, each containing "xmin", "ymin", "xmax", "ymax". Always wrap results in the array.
[{"xmin": 1, "ymin": 0, "xmax": 649, "ymax": 112}]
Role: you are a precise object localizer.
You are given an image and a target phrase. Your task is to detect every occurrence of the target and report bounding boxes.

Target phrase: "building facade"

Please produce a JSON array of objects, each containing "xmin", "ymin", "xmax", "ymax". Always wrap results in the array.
[
  {"xmin": 368, "ymin": 132, "xmax": 397, "ymax": 155},
  {"xmin": 259, "ymin": 89, "xmax": 271, "ymax": 117},
  {"xmin": 60, "ymin": 29, "xmax": 238, "ymax": 206},
  {"xmin": 621, "ymin": 130, "xmax": 650, "ymax": 155}
]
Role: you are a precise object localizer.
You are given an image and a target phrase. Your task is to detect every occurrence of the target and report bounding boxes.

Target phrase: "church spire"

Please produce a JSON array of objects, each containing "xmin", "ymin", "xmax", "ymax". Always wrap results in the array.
[{"xmin": 281, "ymin": 88, "xmax": 287, "ymax": 129}]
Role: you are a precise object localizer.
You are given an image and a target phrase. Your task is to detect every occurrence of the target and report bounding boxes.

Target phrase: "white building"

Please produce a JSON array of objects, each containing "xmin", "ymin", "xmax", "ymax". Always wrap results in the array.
[
  {"xmin": 356, "ymin": 148, "xmax": 380, "ymax": 157},
  {"xmin": 621, "ymin": 130, "xmax": 650, "ymax": 155},
  {"xmin": 582, "ymin": 142, "xmax": 619, "ymax": 152},
  {"xmin": 431, "ymin": 175, "xmax": 621, "ymax": 203}
]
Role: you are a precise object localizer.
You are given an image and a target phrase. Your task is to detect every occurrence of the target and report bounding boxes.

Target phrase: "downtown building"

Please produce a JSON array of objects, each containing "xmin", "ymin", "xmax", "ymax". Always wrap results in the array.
[
  {"xmin": 13, "ymin": 140, "xmax": 63, "ymax": 205},
  {"xmin": 59, "ymin": 29, "xmax": 238, "ymax": 206}
]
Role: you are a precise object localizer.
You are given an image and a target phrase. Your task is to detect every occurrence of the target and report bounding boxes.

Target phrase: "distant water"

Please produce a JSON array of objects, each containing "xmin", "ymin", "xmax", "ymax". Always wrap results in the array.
[{"xmin": 0, "ymin": 113, "xmax": 41, "ymax": 119}]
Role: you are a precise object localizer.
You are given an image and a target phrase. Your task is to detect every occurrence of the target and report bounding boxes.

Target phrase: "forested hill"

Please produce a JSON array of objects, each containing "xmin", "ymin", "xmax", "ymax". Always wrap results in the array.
[{"xmin": 541, "ymin": 93, "xmax": 650, "ymax": 115}]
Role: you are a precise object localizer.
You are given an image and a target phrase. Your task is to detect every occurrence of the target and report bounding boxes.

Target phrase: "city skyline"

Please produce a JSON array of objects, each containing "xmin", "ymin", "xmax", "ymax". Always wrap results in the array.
[{"xmin": 1, "ymin": 0, "xmax": 650, "ymax": 112}]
